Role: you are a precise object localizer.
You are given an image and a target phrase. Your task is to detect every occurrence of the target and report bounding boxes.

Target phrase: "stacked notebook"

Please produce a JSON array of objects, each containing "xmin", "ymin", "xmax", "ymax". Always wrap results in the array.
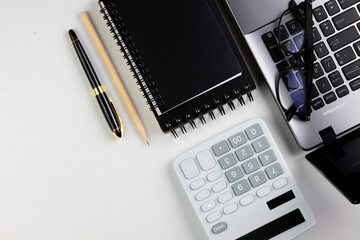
[{"xmin": 99, "ymin": 0, "xmax": 256, "ymax": 136}]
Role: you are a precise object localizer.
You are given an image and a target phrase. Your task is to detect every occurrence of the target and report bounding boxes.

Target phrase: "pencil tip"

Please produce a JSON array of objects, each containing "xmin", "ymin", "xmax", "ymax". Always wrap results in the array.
[{"xmin": 146, "ymin": 141, "xmax": 150, "ymax": 147}]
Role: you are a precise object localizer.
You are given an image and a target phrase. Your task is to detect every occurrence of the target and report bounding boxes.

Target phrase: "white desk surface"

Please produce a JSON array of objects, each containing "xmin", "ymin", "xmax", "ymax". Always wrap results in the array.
[{"xmin": 0, "ymin": 1, "xmax": 359, "ymax": 239}]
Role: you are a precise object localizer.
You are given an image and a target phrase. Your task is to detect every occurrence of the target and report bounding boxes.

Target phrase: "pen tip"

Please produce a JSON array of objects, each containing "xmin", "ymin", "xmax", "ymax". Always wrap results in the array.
[{"xmin": 113, "ymin": 129, "xmax": 123, "ymax": 139}]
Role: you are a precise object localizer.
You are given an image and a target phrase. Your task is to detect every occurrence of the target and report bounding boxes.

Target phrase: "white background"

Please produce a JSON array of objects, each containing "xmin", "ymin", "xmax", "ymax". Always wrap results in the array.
[{"xmin": 0, "ymin": 1, "xmax": 359, "ymax": 239}]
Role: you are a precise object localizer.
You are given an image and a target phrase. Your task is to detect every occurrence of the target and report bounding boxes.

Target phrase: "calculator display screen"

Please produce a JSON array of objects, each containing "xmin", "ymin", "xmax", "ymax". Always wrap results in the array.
[{"xmin": 236, "ymin": 209, "xmax": 305, "ymax": 240}]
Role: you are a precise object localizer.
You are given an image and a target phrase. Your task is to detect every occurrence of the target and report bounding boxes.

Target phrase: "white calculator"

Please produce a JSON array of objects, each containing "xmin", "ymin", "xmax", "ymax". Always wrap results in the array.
[{"xmin": 173, "ymin": 119, "xmax": 315, "ymax": 240}]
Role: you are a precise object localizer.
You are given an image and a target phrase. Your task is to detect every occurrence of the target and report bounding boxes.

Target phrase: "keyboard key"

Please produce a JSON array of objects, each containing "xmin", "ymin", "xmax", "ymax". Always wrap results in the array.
[
  {"xmin": 311, "ymin": 83, "xmax": 320, "ymax": 99},
  {"xmin": 335, "ymin": 46, "xmax": 356, "ymax": 66},
  {"xmin": 258, "ymin": 149, "xmax": 277, "ymax": 166},
  {"xmin": 320, "ymin": 20, "xmax": 335, "ymax": 36},
  {"xmin": 211, "ymin": 222, "xmax": 227, "ymax": 234},
  {"xmin": 231, "ymin": 179, "xmax": 250, "ymax": 196},
  {"xmin": 274, "ymin": 25, "xmax": 289, "ymax": 41},
  {"xmin": 316, "ymin": 77, "xmax": 332, "ymax": 93},
  {"xmin": 262, "ymin": 32, "xmax": 285, "ymax": 63},
  {"xmin": 313, "ymin": 6, "xmax": 327, "ymax": 22},
  {"xmin": 248, "ymin": 171, "xmax": 267, "ymax": 188},
  {"xmin": 294, "ymin": 33, "xmax": 305, "ymax": 50},
  {"xmin": 328, "ymin": 71, "xmax": 344, "ymax": 87},
  {"xmin": 350, "ymin": 78, "xmax": 360, "ymax": 90},
  {"xmin": 228, "ymin": 132, "xmax": 247, "ymax": 148},
  {"xmin": 252, "ymin": 136, "xmax": 270, "ymax": 153},
  {"xmin": 235, "ymin": 145, "xmax": 254, "ymax": 161},
  {"xmin": 282, "ymin": 40, "xmax": 297, "ymax": 54},
  {"xmin": 245, "ymin": 124, "xmax": 263, "ymax": 140},
  {"xmin": 207, "ymin": 211, "xmax": 221, "ymax": 223},
  {"xmin": 312, "ymin": 98, "xmax": 325, "ymax": 110},
  {"xmin": 321, "ymin": 56, "xmax": 337, "ymax": 73},
  {"xmin": 180, "ymin": 158, "xmax": 200, "ymax": 179},
  {"xmin": 353, "ymin": 41, "xmax": 360, "ymax": 56},
  {"xmin": 239, "ymin": 194, "xmax": 255, "ymax": 206},
  {"xmin": 312, "ymin": 27, "xmax": 322, "ymax": 43},
  {"xmin": 223, "ymin": 202, "xmax": 238, "ymax": 215},
  {"xmin": 212, "ymin": 140, "xmax": 230, "ymax": 157},
  {"xmin": 323, "ymin": 91, "xmax": 338, "ymax": 104},
  {"xmin": 212, "ymin": 181, "xmax": 227, "ymax": 193},
  {"xmin": 218, "ymin": 153, "xmax": 237, "ymax": 170},
  {"xmin": 325, "ymin": 0, "xmax": 340, "ymax": 16},
  {"xmin": 286, "ymin": 19, "xmax": 302, "ymax": 35},
  {"xmin": 338, "ymin": 0, "xmax": 358, "ymax": 9},
  {"xmin": 276, "ymin": 61, "xmax": 290, "ymax": 73},
  {"xmin": 342, "ymin": 59, "xmax": 360, "ymax": 80},
  {"xmin": 218, "ymin": 191, "xmax": 233, "ymax": 204},
  {"xmin": 327, "ymin": 26, "xmax": 359, "ymax": 51},
  {"xmin": 313, "ymin": 5, "xmax": 328, "ymax": 22},
  {"xmin": 242, "ymin": 158, "xmax": 260, "ymax": 175},
  {"xmin": 336, "ymin": 85, "xmax": 350, "ymax": 97},
  {"xmin": 197, "ymin": 150, "xmax": 216, "ymax": 170},
  {"xmin": 265, "ymin": 163, "xmax": 284, "ymax": 179},
  {"xmin": 201, "ymin": 200, "xmax": 216, "ymax": 212},
  {"xmin": 332, "ymin": 7, "xmax": 360, "ymax": 30},
  {"xmin": 273, "ymin": 178, "xmax": 289, "ymax": 190},
  {"xmin": 314, "ymin": 42, "xmax": 329, "ymax": 58},
  {"xmin": 196, "ymin": 189, "xmax": 211, "ymax": 201},
  {"xmin": 257, "ymin": 186, "xmax": 272, "ymax": 198},
  {"xmin": 225, "ymin": 166, "xmax": 244, "ymax": 183},
  {"xmin": 190, "ymin": 178, "xmax": 205, "ymax": 190}
]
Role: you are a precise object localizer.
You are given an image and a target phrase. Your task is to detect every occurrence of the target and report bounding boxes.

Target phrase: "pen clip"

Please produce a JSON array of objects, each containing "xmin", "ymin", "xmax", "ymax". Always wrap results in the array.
[{"xmin": 108, "ymin": 97, "xmax": 124, "ymax": 136}]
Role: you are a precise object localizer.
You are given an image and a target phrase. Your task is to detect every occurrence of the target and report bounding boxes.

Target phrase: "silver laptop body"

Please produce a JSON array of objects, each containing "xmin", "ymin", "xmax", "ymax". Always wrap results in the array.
[{"xmin": 226, "ymin": 0, "xmax": 360, "ymax": 149}]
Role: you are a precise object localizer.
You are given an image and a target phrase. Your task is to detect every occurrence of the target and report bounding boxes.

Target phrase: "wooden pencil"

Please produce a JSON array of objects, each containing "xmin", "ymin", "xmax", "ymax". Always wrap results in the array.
[{"xmin": 80, "ymin": 11, "xmax": 149, "ymax": 146}]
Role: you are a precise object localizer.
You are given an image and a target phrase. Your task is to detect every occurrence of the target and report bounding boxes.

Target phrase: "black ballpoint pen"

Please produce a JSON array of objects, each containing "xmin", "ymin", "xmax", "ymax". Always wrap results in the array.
[{"xmin": 69, "ymin": 29, "xmax": 124, "ymax": 139}]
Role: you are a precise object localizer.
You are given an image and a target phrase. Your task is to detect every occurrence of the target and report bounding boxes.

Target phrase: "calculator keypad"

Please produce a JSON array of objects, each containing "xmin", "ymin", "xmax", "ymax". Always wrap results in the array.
[{"xmin": 175, "ymin": 120, "xmax": 292, "ymax": 236}]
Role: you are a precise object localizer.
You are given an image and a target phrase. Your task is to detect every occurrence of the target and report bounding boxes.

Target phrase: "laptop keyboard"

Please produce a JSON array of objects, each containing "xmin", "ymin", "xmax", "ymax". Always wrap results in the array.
[{"xmin": 262, "ymin": 0, "xmax": 360, "ymax": 111}]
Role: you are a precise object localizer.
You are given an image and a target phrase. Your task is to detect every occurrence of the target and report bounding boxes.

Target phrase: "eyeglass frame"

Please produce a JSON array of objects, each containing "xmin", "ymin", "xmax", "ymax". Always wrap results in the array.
[{"xmin": 274, "ymin": 0, "xmax": 314, "ymax": 121}]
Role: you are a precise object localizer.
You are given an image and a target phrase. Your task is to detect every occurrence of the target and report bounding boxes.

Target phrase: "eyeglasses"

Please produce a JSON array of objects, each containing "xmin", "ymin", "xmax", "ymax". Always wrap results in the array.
[{"xmin": 275, "ymin": 0, "xmax": 313, "ymax": 121}]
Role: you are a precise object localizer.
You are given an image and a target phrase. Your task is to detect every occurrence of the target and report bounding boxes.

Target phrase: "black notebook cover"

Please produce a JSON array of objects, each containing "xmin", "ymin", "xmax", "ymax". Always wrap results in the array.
[{"xmin": 99, "ymin": 0, "xmax": 256, "ymax": 134}]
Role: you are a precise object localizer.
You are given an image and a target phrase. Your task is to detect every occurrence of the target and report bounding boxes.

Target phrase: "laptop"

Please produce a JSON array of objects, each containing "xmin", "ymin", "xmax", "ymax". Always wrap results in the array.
[{"xmin": 225, "ymin": 0, "xmax": 360, "ymax": 203}]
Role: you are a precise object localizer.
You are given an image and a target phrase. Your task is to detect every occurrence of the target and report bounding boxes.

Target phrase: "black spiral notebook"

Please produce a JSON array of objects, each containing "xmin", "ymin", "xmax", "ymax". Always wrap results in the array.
[{"xmin": 99, "ymin": 0, "xmax": 256, "ymax": 136}]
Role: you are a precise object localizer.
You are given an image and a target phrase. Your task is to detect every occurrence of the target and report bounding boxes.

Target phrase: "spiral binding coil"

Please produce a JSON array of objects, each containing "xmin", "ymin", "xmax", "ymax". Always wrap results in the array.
[
  {"xmin": 169, "ymin": 84, "xmax": 254, "ymax": 138},
  {"xmin": 99, "ymin": 2, "xmax": 160, "ymax": 115}
]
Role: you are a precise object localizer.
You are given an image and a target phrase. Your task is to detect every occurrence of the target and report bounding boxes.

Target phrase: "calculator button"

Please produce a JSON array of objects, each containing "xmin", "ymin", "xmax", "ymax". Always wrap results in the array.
[
  {"xmin": 212, "ymin": 140, "xmax": 230, "ymax": 157},
  {"xmin": 223, "ymin": 202, "xmax": 238, "ymax": 215},
  {"xmin": 248, "ymin": 171, "xmax": 267, "ymax": 188},
  {"xmin": 258, "ymin": 150, "xmax": 277, "ymax": 166},
  {"xmin": 218, "ymin": 153, "xmax": 237, "ymax": 170},
  {"xmin": 231, "ymin": 179, "xmax": 250, "ymax": 196},
  {"xmin": 180, "ymin": 158, "xmax": 200, "ymax": 179},
  {"xmin": 265, "ymin": 163, "xmax": 284, "ymax": 179},
  {"xmin": 218, "ymin": 191, "xmax": 233, "ymax": 204},
  {"xmin": 201, "ymin": 200, "xmax": 216, "ymax": 212},
  {"xmin": 245, "ymin": 124, "xmax": 263, "ymax": 140},
  {"xmin": 257, "ymin": 186, "xmax": 272, "ymax": 198},
  {"xmin": 212, "ymin": 222, "xmax": 227, "ymax": 234},
  {"xmin": 212, "ymin": 181, "xmax": 227, "ymax": 193},
  {"xmin": 273, "ymin": 177, "xmax": 289, "ymax": 190},
  {"xmin": 197, "ymin": 150, "xmax": 216, "ymax": 171},
  {"xmin": 207, "ymin": 211, "xmax": 222, "ymax": 223},
  {"xmin": 228, "ymin": 132, "xmax": 247, "ymax": 148},
  {"xmin": 240, "ymin": 194, "xmax": 255, "ymax": 206},
  {"xmin": 235, "ymin": 145, "xmax": 254, "ymax": 161},
  {"xmin": 225, "ymin": 166, "xmax": 244, "ymax": 183},
  {"xmin": 252, "ymin": 136, "xmax": 270, "ymax": 153},
  {"xmin": 242, "ymin": 158, "xmax": 260, "ymax": 175},
  {"xmin": 196, "ymin": 189, "xmax": 211, "ymax": 201},
  {"xmin": 207, "ymin": 170, "xmax": 222, "ymax": 182},
  {"xmin": 190, "ymin": 178, "xmax": 205, "ymax": 190}
]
